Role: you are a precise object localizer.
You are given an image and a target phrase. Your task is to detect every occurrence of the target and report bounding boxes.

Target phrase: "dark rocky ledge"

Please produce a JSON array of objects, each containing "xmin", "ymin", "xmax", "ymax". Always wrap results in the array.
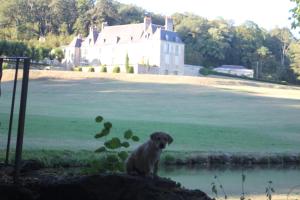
[{"xmin": 0, "ymin": 173, "xmax": 212, "ymax": 200}]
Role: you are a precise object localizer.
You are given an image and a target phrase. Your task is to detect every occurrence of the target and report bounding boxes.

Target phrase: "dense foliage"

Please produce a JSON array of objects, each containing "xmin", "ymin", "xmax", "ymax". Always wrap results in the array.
[{"xmin": 0, "ymin": 0, "xmax": 300, "ymax": 83}]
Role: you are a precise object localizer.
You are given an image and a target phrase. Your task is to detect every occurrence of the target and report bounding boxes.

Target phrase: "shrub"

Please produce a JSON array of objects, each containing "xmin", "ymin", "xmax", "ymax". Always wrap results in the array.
[
  {"xmin": 100, "ymin": 66, "xmax": 107, "ymax": 72},
  {"xmin": 88, "ymin": 67, "xmax": 95, "ymax": 72},
  {"xmin": 78, "ymin": 67, "xmax": 82, "ymax": 72},
  {"xmin": 73, "ymin": 67, "xmax": 80, "ymax": 71},
  {"xmin": 2, "ymin": 63, "xmax": 8, "ymax": 69},
  {"xmin": 199, "ymin": 67, "xmax": 212, "ymax": 76},
  {"xmin": 50, "ymin": 48, "xmax": 64, "ymax": 62},
  {"xmin": 113, "ymin": 66, "xmax": 120, "ymax": 73},
  {"xmin": 127, "ymin": 66, "xmax": 134, "ymax": 74}
]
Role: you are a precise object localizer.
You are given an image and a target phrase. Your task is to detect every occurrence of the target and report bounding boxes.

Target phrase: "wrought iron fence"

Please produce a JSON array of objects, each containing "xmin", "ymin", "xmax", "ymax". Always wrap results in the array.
[{"xmin": 0, "ymin": 57, "xmax": 30, "ymax": 183}]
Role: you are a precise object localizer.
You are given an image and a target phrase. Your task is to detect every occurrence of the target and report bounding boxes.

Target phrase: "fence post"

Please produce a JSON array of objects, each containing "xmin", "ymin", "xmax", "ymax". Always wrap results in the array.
[
  {"xmin": 13, "ymin": 58, "xmax": 30, "ymax": 183},
  {"xmin": 5, "ymin": 58, "xmax": 20, "ymax": 165}
]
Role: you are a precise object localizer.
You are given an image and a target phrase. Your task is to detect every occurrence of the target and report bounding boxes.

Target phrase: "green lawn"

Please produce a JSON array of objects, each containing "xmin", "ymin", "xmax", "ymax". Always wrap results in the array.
[{"xmin": 1, "ymin": 73, "xmax": 300, "ymax": 153}]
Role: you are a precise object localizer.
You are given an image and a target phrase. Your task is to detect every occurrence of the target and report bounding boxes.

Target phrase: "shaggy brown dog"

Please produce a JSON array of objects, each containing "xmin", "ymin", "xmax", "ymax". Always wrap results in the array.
[{"xmin": 126, "ymin": 131, "xmax": 173, "ymax": 177}]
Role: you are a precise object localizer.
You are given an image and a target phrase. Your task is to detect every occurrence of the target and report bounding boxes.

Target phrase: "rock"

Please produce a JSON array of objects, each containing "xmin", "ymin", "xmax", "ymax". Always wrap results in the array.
[{"xmin": 0, "ymin": 174, "xmax": 212, "ymax": 200}]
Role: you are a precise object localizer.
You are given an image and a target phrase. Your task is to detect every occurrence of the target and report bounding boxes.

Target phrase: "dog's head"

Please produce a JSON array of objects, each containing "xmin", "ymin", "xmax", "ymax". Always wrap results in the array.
[{"xmin": 150, "ymin": 132, "xmax": 173, "ymax": 149}]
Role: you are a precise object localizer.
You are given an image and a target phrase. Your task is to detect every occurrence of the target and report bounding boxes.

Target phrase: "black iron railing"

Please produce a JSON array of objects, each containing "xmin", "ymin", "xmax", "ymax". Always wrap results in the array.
[{"xmin": 0, "ymin": 57, "xmax": 30, "ymax": 183}]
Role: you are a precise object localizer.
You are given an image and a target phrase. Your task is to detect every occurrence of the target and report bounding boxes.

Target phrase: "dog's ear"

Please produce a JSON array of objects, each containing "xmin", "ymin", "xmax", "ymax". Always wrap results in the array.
[
  {"xmin": 150, "ymin": 132, "xmax": 159, "ymax": 140},
  {"xmin": 167, "ymin": 134, "xmax": 173, "ymax": 144}
]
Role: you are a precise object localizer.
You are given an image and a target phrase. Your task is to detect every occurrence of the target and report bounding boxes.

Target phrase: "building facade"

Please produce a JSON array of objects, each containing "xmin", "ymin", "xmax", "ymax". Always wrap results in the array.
[{"xmin": 63, "ymin": 16, "xmax": 185, "ymax": 75}]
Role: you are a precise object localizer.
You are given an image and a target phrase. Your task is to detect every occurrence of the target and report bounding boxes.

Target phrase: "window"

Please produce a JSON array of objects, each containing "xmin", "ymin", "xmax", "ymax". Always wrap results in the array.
[
  {"xmin": 164, "ymin": 43, "xmax": 169, "ymax": 53},
  {"xmin": 166, "ymin": 34, "xmax": 169, "ymax": 41},
  {"xmin": 175, "ymin": 45, "xmax": 179, "ymax": 56},
  {"xmin": 175, "ymin": 56, "xmax": 179, "ymax": 66},
  {"xmin": 165, "ymin": 55, "xmax": 170, "ymax": 65}
]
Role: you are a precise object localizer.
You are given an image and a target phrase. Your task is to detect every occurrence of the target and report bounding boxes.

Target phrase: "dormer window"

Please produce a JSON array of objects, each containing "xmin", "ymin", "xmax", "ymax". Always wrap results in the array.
[
  {"xmin": 116, "ymin": 36, "xmax": 120, "ymax": 43},
  {"xmin": 130, "ymin": 36, "xmax": 133, "ymax": 41},
  {"xmin": 103, "ymin": 39, "xmax": 106, "ymax": 43}
]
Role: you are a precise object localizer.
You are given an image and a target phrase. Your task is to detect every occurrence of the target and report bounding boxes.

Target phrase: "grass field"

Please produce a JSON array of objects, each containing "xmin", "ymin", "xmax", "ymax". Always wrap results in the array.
[{"xmin": 1, "ymin": 70, "xmax": 300, "ymax": 153}]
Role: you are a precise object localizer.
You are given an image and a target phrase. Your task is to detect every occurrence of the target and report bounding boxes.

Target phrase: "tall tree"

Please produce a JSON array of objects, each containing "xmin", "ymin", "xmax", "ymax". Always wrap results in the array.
[
  {"xmin": 74, "ymin": 0, "xmax": 95, "ymax": 35},
  {"xmin": 50, "ymin": 0, "xmax": 78, "ymax": 34},
  {"xmin": 90, "ymin": 0, "xmax": 118, "ymax": 27},
  {"xmin": 256, "ymin": 46, "xmax": 271, "ymax": 78}
]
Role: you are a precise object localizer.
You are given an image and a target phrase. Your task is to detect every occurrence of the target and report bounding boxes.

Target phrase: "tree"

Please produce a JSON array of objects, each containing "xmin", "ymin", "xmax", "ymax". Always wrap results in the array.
[
  {"xmin": 125, "ymin": 52, "xmax": 129, "ymax": 71},
  {"xmin": 256, "ymin": 46, "xmax": 271, "ymax": 78},
  {"xmin": 90, "ymin": 0, "xmax": 119, "ymax": 27},
  {"xmin": 290, "ymin": 0, "xmax": 300, "ymax": 29},
  {"xmin": 74, "ymin": 0, "xmax": 95, "ymax": 35},
  {"xmin": 288, "ymin": 42, "xmax": 300, "ymax": 82},
  {"xmin": 50, "ymin": 0, "xmax": 78, "ymax": 34},
  {"xmin": 267, "ymin": 28, "xmax": 295, "ymax": 78},
  {"xmin": 118, "ymin": 4, "xmax": 144, "ymax": 24}
]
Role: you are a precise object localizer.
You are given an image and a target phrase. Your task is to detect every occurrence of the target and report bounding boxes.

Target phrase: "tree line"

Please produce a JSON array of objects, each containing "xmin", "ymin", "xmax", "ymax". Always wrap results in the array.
[{"xmin": 0, "ymin": 0, "xmax": 300, "ymax": 84}]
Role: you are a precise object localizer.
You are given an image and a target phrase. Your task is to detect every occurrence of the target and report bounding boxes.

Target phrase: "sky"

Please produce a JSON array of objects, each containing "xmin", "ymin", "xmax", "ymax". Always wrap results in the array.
[{"xmin": 116, "ymin": 0, "xmax": 300, "ymax": 37}]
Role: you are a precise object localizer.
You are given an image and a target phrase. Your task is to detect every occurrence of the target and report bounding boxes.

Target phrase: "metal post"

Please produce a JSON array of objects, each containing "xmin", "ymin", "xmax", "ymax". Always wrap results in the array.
[
  {"xmin": 5, "ymin": 59, "xmax": 20, "ymax": 165},
  {"xmin": 14, "ymin": 58, "xmax": 30, "ymax": 183}
]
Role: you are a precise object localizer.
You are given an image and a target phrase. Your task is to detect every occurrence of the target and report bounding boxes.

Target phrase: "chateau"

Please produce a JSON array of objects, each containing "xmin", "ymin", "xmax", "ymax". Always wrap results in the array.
[{"xmin": 63, "ymin": 16, "xmax": 185, "ymax": 75}]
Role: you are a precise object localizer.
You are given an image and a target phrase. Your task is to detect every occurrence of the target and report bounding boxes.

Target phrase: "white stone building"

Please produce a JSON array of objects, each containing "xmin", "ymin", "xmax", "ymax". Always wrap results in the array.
[{"xmin": 63, "ymin": 16, "xmax": 185, "ymax": 75}]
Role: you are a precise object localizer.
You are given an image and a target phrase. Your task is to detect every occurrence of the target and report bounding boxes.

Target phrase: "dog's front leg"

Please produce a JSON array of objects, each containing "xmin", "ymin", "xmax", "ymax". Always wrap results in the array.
[{"xmin": 153, "ymin": 160, "xmax": 159, "ymax": 178}]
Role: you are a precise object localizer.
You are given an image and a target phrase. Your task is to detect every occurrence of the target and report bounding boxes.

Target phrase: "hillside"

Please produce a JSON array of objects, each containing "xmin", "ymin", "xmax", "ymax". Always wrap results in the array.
[
  {"xmin": 3, "ymin": 70, "xmax": 300, "ymax": 100},
  {"xmin": 1, "ymin": 70, "xmax": 300, "ymax": 153}
]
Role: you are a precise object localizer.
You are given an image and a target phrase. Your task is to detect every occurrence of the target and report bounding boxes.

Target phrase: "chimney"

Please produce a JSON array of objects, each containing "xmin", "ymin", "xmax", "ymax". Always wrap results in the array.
[
  {"xmin": 144, "ymin": 16, "xmax": 152, "ymax": 31},
  {"xmin": 101, "ymin": 22, "xmax": 108, "ymax": 30},
  {"xmin": 165, "ymin": 16, "xmax": 173, "ymax": 31}
]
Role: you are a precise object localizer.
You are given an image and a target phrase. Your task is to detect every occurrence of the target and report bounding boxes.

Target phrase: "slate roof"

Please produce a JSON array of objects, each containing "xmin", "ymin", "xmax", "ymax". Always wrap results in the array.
[
  {"xmin": 95, "ymin": 23, "xmax": 145, "ymax": 45},
  {"xmin": 69, "ymin": 21, "xmax": 183, "ymax": 47},
  {"xmin": 96, "ymin": 23, "xmax": 183, "ymax": 45},
  {"xmin": 69, "ymin": 36, "xmax": 83, "ymax": 48},
  {"xmin": 161, "ymin": 30, "xmax": 183, "ymax": 43},
  {"xmin": 81, "ymin": 28, "xmax": 99, "ymax": 47}
]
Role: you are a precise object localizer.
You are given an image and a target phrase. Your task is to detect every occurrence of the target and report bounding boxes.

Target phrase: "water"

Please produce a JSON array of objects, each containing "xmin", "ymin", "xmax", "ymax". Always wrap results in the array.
[{"xmin": 159, "ymin": 166, "xmax": 300, "ymax": 198}]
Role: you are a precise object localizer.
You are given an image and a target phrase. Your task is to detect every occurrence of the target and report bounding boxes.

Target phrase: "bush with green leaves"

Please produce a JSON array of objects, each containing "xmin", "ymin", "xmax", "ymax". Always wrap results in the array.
[
  {"xmin": 2, "ymin": 63, "xmax": 8, "ymax": 69},
  {"xmin": 88, "ymin": 67, "xmax": 95, "ymax": 72},
  {"xmin": 127, "ymin": 66, "xmax": 134, "ymax": 73},
  {"xmin": 91, "ymin": 115, "xmax": 140, "ymax": 173},
  {"xmin": 100, "ymin": 65, "xmax": 107, "ymax": 72},
  {"xmin": 113, "ymin": 66, "xmax": 120, "ymax": 73},
  {"xmin": 50, "ymin": 47, "xmax": 64, "ymax": 62}
]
